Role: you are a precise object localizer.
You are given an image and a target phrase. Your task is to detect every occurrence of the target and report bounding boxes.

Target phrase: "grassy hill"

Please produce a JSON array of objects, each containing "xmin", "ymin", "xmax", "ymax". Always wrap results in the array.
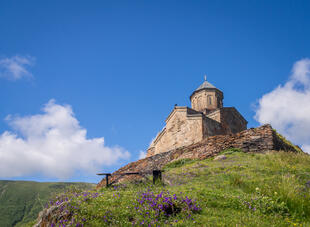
[
  {"xmin": 0, "ymin": 180, "xmax": 95, "ymax": 227},
  {"xmin": 32, "ymin": 150, "xmax": 310, "ymax": 226}
]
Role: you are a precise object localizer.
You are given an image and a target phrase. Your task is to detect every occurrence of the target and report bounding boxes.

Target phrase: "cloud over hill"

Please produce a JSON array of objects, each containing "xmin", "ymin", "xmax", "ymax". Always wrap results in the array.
[
  {"xmin": 0, "ymin": 100, "xmax": 130, "ymax": 179},
  {"xmin": 255, "ymin": 59, "xmax": 310, "ymax": 153}
]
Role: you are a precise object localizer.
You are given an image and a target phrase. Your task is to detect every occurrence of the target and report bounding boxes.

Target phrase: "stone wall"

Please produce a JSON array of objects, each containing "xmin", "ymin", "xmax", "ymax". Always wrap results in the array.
[
  {"xmin": 205, "ymin": 109, "xmax": 221, "ymax": 122},
  {"xmin": 148, "ymin": 107, "xmax": 204, "ymax": 156},
  {"xmin": 147, "ymin": 105, "xmax": 248, "ymax": 157},
  {"xmin": 220, "ymin": 107, "xmax": 247, "ymax": 134},
  {"xmin": 97, "ymin": 124, "xmax": 301, "ymax": 189},
  {"xmin": 190, "ymin": 89, "xmax": 223, "ymax": 112},
  {"xmin": 202, "ymin": 115, "xmax": 223, "ymax": 137}
]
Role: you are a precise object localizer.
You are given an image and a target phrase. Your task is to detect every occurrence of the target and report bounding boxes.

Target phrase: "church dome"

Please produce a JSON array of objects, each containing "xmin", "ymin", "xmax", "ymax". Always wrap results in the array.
[
  {"xmin": 190, "ymin": 76, "xmax": 223, "ymax": 99},
  {"xmin": 195, "ymin": 80, "xmax": 216, "ymax": 91}
]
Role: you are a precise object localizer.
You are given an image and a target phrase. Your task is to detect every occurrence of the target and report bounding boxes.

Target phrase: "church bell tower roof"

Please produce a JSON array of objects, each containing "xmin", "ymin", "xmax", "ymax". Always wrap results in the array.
[
  {"xmin": 195, "ymin": 80, "xmax": 216, "ymax": 91},
  {"xmin": 190, "ymin": 75, "xmax": 223, "ymax": 100}
]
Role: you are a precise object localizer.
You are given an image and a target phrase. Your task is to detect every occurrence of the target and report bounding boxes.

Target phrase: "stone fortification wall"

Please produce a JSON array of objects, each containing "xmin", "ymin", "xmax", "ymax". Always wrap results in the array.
[{"xmin": 97, "ymin": 124, "xmax": 300, "ymax": 189}]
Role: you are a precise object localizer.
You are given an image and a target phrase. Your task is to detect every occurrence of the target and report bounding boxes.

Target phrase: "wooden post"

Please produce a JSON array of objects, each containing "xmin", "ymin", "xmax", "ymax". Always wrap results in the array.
[
  {"xmin": 105, "ymin": 174, "xmax": 111, "ymax": 187},
  {"xmin": 153, "ymin": 170, "xmax": 162, "ymax": 184},
  {"xmin": 96, "ymin": 173, "xmax": 112, "ymax": 188}
]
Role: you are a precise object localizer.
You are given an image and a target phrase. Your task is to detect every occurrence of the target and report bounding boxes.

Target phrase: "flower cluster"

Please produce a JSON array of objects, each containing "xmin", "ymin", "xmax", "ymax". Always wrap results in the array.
[
  {"xmin": 41, "ymin": 186, "xmax": 201, "ymax": 226},
  {"xmin": 44, "ymin": 190, "xmax": 104, "ymax": 226},
  {"xmin": 132, "ymin": 189, "xmax": 200, "ymax": 225}
]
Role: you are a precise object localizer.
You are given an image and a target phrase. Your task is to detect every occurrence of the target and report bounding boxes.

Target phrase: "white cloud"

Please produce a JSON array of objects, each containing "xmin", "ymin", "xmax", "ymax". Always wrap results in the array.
[
  {"xmin": 0, "ymin": 55, "xmax": 35, "ymax": 80},
  {"xmin": 138, "ymin": 150, "xmax": 146, "ymax": 159},
  {"xmin": 255, "ymin": 58, "xmax": 310, "ymax": 153},
  {"xmin": 0, "ymin": 100, "xmax": 130, "ymax": 179}
]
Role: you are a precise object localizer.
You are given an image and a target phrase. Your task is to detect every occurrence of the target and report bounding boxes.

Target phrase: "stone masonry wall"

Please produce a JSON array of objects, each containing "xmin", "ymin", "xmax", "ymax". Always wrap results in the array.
[
  {"xmin": 220, "ymin": 107, "xmax": 247, "ymax": 134},
  {"xmin": 149, "ymin": 107, "xmax": 203, "ymax": 156},
  {"xmin": 191, "ymin": 89, "xmax": 220, "ymax": 112},
  {"xmin": 97, "ymin": 124, "xmax": 300, "ymax": 189},
  {"xmin": 202, "ymin": 115, "xmax": 223, "ymax": 137},
  {"xmin": 205, "ymin": 109, "xmax": 221, "ymax": 122}
]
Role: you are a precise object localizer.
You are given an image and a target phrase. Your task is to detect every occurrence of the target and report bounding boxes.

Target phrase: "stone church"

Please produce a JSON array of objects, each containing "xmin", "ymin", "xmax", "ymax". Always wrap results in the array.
[{"xmin": 147, "ymin": 77, "xmax": 248, "ymax": 157}]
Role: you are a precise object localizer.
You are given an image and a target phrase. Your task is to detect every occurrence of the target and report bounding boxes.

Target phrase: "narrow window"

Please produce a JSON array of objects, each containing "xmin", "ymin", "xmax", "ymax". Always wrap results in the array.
[{"xmin": 208, "ymin": 96, "xmax": 212, "ymax": 105}]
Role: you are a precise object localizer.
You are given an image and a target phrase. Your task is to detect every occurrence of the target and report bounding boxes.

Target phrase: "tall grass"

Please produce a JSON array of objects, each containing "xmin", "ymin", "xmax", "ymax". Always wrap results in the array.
[{"xmin": 24, "ymin": 151, "xmax": 310, "ymax": 226}]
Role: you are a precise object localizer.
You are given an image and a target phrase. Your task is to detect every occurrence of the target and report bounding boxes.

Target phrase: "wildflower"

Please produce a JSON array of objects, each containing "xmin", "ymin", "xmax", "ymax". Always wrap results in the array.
[{"xmin": 255, "ymin": 187, "xmax": 259, "ymax": 191}]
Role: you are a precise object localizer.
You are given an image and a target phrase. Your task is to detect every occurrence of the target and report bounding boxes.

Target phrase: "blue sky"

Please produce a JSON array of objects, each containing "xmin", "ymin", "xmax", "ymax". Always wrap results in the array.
[{"xmin": 1, "ymin": 1, "xmax": 310, "ymax": 183}]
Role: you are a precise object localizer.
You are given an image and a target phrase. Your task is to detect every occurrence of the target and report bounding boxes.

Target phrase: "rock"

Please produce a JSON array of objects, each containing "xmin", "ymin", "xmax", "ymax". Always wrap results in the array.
[
  {"xmin": 34, "ymin": 202, "xmax": 70, "ymax": 227},
  {"xmin": 214, "ymin": 155, "xmax": 227, "ymax": 161}
]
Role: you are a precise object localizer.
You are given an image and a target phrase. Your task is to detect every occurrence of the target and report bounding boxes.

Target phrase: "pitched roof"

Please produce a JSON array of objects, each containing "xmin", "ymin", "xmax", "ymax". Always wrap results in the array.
[{"xmin": 195, "ymin": 80, "xmax": 216, "ymax": 91}]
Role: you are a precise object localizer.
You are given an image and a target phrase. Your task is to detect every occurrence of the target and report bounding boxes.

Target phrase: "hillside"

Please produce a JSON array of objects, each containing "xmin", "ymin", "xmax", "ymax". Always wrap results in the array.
[
  {"xmin": 34, "ymin": 150, "xmax": 310, "ymax": 226},
  {"xmin": 0, "ymin": 181, "xmax": 95, "ymax": 227},
  {"xmin": 97, "ymin": 124, "xmax": 302, "ymax": 188}
]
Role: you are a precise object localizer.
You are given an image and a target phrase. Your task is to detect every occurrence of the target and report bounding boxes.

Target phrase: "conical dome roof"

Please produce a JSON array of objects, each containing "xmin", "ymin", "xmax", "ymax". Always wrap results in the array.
[
  {"xmin": 190, "ymin": 76, "xmax": 223, "ymax": 100},
  {"xmin": 195, "ymin": 80, "xmax": 216, "ymax": 91}
]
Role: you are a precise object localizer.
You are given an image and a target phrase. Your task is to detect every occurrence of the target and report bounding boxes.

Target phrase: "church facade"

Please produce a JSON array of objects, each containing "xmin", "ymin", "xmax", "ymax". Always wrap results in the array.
[{"xmin": 146, "ymin": 78, "xmax": 248, "ymax": 157}]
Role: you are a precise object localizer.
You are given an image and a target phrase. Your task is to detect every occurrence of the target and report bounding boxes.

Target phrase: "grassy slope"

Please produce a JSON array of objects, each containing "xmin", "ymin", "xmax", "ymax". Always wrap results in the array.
[
  {"xmin": 31, "ymin": 151, "xmax": 310, "ymax": 226},
  {"xmin": 163, "ymin": 151, "xmax": 310, "ymax": 226},
  {"xmin": 0, "ymin": 181, "xmax": 95, "ymax": 227}
]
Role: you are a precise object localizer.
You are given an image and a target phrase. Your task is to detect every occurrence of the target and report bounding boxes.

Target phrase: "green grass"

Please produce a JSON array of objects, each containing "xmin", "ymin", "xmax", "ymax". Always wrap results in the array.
[
  {"xmin": 274, "ymin": 129, "xmax": 303, "ymax": 153},
  {"xmin": 219, "ymin": 147, "xmax": 243, "ymax": 155},
  {"xmin": 163, "ymin": 158, "xmax": 196, "ymax": 170},
  {"xmin": 0, "ymin": 181, "xmax": 95, "ymax": 227},
  {"xmin": 29, "ymin": 151, "xmax": 310, "ymax": 226}
]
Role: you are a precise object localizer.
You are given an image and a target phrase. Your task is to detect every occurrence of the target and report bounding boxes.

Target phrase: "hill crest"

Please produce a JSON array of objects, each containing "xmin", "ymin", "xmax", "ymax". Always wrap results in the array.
[{"xmin": 97, "ymin": 124, "xmax": 302, "ymax": 188}]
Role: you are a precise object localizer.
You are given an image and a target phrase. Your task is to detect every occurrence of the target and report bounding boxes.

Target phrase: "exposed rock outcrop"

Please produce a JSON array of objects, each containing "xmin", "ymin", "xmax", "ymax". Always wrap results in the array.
[
  {"xmin": 34, "ymin": 203, "xmax": 69, "ymax": 227},
  {"xmin": 214, "ymin": 155, "xmax": 227, "ymax": 161}
]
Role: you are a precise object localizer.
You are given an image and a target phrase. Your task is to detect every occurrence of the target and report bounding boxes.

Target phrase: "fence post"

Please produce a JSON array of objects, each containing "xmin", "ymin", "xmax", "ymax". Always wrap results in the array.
[{"xmin": 106, "ymin": 174, "xmax": 111, "ymax": 187}]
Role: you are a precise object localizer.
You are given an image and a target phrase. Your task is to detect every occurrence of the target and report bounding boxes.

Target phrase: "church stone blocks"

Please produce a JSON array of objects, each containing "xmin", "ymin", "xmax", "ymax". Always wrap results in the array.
[{"xmin": 147, "ymin": 77, "xmax": 247, "ymax": 157}]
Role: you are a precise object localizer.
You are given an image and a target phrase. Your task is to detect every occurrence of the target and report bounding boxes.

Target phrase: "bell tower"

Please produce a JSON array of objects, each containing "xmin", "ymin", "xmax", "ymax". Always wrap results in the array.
[{"xmin": 190, "ymin": 76, "xmax": 223, "ymax": 113}]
